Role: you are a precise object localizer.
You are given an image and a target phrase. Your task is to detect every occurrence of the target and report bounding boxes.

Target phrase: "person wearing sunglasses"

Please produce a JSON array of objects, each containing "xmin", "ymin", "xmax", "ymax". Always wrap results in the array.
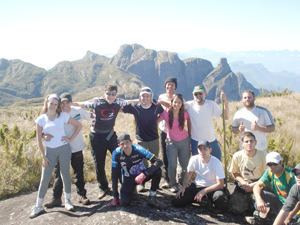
[
  {"xmin": 251, "ymin": 152, "xmax": 296, "ymax": 224},
  {"xmin": 72, "ymin": 84, "xmax": 136, "ymax": 199},
  {"xmin": 273, "ymin": 163, "xmax": 300, "ymax": 225},
  {"xmin": 184, "ymin": 85, "xmax": 228, "ymax": 160}
]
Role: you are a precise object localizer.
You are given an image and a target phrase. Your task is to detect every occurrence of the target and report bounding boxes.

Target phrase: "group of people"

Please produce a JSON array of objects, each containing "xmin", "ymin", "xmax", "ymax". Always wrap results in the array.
[{"xmin": 28, "ymin": 76, "xmax": 299, "ymax": 225}]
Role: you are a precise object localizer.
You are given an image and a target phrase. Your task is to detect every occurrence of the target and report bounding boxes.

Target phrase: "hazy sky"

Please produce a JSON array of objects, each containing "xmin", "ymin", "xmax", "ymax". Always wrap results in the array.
[{"xmin": 1, "ymin": 0, "xmax": 299, "ymax": 69}]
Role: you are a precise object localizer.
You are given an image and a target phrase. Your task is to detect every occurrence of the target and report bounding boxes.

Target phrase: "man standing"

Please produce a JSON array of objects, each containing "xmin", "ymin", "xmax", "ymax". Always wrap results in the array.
[
  {"xmin": 252, "ymin": 152, "xmax": 296, "ymax": 224},
  {"xmin": 73, "ymin": 84, "xmax": 131, "ymax": 199},
  {"xmin": 185, "ymin": 85, "xmax": 228, "ymax": 160},
  {"xmin": 273, "ymin": 163, "xmax": 300, "ymax": 225},
  {"xmin": 44, "ymin": 93, "xmax": 92, "ymax": 208},
  {"xmin": 158, "ymin": 77, "xmax": 177, "ymax": 188},
  {"xmin": 107, "ymin": 133, "xmax": 166, "ymax": 210},
  {"xmin": 229, "ymin": 132, "xmax": 267, "ymax": 214},
  {"xmin": 232, "ymin": 90, "xmax": 275, "ymax": 152},
  {"xmin": 122, "ymin": 87, "xmax": 164, "ymax": 168},
  {"xmin": 172, "ymin": 140, "xmax": 226, "ymax": 209}
]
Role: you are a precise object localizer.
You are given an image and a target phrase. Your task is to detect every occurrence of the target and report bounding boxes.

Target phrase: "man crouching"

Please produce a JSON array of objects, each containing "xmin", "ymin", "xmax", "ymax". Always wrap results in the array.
[
  {"xmin": 172, "ymin": 140, "xmax": 226, "ymax": 209},
  {"xmin": 107, "ymin": 133, "xmax": 166, "ymax": 209}
]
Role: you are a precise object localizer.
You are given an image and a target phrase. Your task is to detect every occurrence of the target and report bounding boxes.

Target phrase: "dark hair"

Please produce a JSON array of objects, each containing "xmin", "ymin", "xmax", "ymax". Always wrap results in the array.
[
  {"xmin": 242, "ymin": 90, "xmax": 255, "ymax": 98},
  {"xmin": 41, "ymin": 94, "xmax": 62, "ymax": 118},
  {"xmin": 105, "ymin": 84, "xmax": 118, "ymax": 92},
  {"xmin": 168, "ymin": 94, "xmax": 185, "ymax": 131},
  {"xmin": 241, "ymin": 131, "xmax": 256, "ymax": 141}
]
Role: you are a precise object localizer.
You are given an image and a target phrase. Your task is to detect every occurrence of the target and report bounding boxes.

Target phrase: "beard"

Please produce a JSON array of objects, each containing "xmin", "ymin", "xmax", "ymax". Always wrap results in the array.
[
  {"xmin": 196, "ymin": 96, "xmax": 204, "ymax": 104},
  {"xmin": 243, "ymin": 100, "xmax": 255, "ymax": 108}
]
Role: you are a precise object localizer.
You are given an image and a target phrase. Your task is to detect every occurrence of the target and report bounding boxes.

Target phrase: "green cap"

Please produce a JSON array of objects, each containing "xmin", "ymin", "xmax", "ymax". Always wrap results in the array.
[{"xmin": 193, "ymin": 85, "xmax": 206, "ymax": 94}]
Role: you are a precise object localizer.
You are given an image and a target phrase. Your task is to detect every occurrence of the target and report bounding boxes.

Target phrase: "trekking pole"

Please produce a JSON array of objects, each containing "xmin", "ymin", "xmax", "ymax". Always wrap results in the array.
[{"xmin": 221, "ymin": 91, "xmax": 228, "ymax": 194}]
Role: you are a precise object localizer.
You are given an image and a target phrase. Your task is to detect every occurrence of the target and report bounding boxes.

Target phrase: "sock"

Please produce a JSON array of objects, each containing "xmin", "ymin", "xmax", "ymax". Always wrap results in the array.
[
  {"xmin": 149, "ymin": 191, "xmax": 156, "ymax": 196},
  {"xmin": 64, "ymin": 192, "xmax": 71, "ymax": 202},
  {"xmin": 36, "ymin": 197, "xmax": 44, "ymax": 207}
]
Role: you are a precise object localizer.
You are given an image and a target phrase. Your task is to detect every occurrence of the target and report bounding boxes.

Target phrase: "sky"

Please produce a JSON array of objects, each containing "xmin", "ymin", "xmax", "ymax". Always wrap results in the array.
[{"xmin": 1, "ymin": 0, "xmax": 299, "ymax": 69}]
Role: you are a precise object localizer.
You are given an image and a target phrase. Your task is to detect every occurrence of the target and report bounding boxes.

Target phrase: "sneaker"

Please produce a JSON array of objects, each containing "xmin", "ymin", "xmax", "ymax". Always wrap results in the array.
[
  {"xmin": 245, "ymin": 216, "xmax": 255, "ymax": 224},
  {"xmin": 78, "ymin": 195, "xmax": 90, "ymax": 205},
  {"xmin": 29, "ymin": 206, "xmax": 45, "ymax": 219},
  {"xmin": 98, "ymin": 188, "xmax": 111, "ymax": 199},
  {"xmin": 147, "ymin": 195, "xmax": 167, "ymax": 210},
  {"xmin": 44, "ymin": 198, "xmax": 62, "ymax": 208},
  {"xmin": 65, "ymin": 199, "xmax": 74, "ymax": 211},
  {"xmin": 161, "ymin": 182, "xmax": 170, "ymax": 189}
]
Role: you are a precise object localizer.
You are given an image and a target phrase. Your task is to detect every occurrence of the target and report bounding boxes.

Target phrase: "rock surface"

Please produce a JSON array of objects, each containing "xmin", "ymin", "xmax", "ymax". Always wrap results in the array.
[{"xmin": 0, "ymin": 181, "xmax": 249, "ymax": 225}]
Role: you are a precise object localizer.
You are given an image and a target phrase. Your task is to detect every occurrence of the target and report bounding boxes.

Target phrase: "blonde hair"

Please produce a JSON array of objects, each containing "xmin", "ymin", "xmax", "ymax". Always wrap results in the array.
[{"xmin": 41, "ymin": 94, "xmax": 62, "ymax": 117}]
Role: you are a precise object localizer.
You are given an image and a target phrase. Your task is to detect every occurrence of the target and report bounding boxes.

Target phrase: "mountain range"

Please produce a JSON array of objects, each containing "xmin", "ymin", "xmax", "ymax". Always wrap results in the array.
[{"xmin": 0, "ymin": 44, "xmax": 260, "ymax": 107}]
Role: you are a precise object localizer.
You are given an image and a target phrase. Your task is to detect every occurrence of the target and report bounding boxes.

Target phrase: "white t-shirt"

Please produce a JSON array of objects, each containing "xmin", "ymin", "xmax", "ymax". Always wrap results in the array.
[
  {"xmin": 187, "ymin": 155, "xmax": 225, "ymax": 187},
  {"xmin": 232, "ymin": 105, "xmax": 274, "ymax": 150},
  {"xmin": 35, "ymin": 112, "xmax": 70, "ymax": 148},
  {"xmin": 185, "ymin": 100, "xmax": 222, "ymax": 142},
  {"xmin": 158, "ymin": 93, "xmax": 174, "ymax": 132},
  {"xmin": 64, "ymin": 106, "xmax": 90, "ymax": 153}
]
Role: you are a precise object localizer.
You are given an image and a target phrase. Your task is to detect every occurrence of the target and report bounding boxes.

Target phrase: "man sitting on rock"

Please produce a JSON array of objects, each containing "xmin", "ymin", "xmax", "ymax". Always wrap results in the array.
[
  {"xmin": 107, "ymin": 133, "xmax": 166, "ymax": 210},
  {"xmin": 251, "ymin": 152, "xmax": 296, "ymax": 224},
  {"xmin": 229, "ymin": 131, "xmax": 267, "ymax": 214},
  {"xmin": 171, "ymin": 140, "xmax": 226, "ymax": 209}
]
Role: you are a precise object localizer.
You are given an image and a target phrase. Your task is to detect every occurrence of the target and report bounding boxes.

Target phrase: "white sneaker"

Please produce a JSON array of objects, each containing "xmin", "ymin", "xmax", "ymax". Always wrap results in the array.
[
  {"xmin": 65, "ymin": 199, "xmax": 74, "ymax": 211},
  {"xmin": 29, "ymin": 206, "xmax": 45, "ymax": 219},
  {"xmin": 170, "ymin": 184, "xmax": 179, "ymax": 193}
]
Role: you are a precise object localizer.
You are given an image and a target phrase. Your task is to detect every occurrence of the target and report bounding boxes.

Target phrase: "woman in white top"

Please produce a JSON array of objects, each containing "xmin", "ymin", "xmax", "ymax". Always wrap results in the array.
[{"xmin": 30, "ymin": 94, "xmax": 82, "ymax": 219}]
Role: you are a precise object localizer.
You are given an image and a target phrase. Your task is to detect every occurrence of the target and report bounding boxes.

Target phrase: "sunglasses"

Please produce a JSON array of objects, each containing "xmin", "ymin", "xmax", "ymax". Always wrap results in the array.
[
  {"xmin": 106, "ymin": 92, "xmax": 117, "ymax": 96},
  {"xmin": 267, "ymin": 163, "xmax": 278, "ymax": 167},
  {"xmin": 293, "ymin": 171, "xmax": 300, "ymax": 177},
  {"xmin": 194, "ymin": 92, "xmax": 203, "ymax": 96}
]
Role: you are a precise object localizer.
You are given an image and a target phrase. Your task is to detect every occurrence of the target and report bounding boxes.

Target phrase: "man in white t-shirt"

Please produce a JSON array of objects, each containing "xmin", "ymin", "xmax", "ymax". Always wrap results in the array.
[
  {"xmin": 232, "ymin": 90, "xmax": 275, "ymax": 151},
  {"xmin": 185, "ymin": 85, "xmax": 228, "ymax": 160},
  {"xmin": 172, "ymin": 140, "xmax": 226, "ymax": 209},
  {"xmin": 44, "ymin": 93, "xmax": 92, "ymax": 208},
  {"xmin": 158, "ymin": 77, "xmax": 177, "ymax": 188}
]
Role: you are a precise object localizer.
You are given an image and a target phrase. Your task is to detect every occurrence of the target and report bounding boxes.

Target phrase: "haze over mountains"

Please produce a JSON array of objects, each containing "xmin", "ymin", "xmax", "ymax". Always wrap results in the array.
[{"xmin": 0, "ymin": 44, "xmax": 278, "ymax": 107}]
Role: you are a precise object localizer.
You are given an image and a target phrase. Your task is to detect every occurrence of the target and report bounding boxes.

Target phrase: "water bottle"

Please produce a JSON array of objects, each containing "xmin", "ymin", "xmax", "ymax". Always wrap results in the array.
[{"xmin": 259, "ymin": 202, "xmax": 270, "ymax": 218}]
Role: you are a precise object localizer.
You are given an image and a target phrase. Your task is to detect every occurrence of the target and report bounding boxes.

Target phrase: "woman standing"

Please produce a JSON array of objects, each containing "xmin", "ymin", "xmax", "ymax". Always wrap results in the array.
[
  {"xmin": 30, "ymin": 94, "xmax": 82, "ymax": 218},
  {"xmin": 158, "ymin": 94, "xmax": 191, "ymax": 193}
]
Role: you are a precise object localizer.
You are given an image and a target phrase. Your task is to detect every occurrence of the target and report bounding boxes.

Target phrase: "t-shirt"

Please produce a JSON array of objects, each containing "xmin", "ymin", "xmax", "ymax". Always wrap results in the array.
[
  {"xmin": 282, "ymin": 184, "xmax": 300, "ymax": 213},
  {"xmin": 122, "ymin": 103, "xmax": 164, "ymax": 142},
  {"xmin": 258, "ymin": 167, "xmax": 295, "ymax": 204},
  {"xmin": 64, "ymin": 106, "xmax": 90, "ymax": 153},
  {"xmin": 160, "ymin": 110, "xmax": 189, "ymax": 141},
  {"xmin": 232, "ymin": 105, "xmax": 274, "ymax": 150},
  {"xmin": 35, "ymin": 113, "xmax": 70, "ymax": 148},
  {"xmin": 187, "ymin": 155, "xmax": 225, "ymax": 187},
  {"xmin": 185, "ymin": 100, "xmax": 222, "ymax": 142},
  {"xmin": 158, "ymin": 93, "xmax": 174, "ymax": 132},
  {"xmin": 229, "ymin": 149, "xmax": 267, "ymax": 181},
  {"xmin": 84, "ymin": 97, "xmax": 128, "ymax": 133}
]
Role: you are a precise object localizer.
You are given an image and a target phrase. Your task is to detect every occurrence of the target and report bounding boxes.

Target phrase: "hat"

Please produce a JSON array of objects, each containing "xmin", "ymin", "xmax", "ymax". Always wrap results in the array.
[
  {"xmin": 165, "ymin": 77, "xmax": 177, "ymax": 90},
  {"xmin": 197, "ymin": 140, "xmax": 210, "ymax": 148},
  {"xmin": 266, "ymin": 152, "xmax": 282, "ymax": 164},
  {"xmin": 117, "ymin": 133, "xmax": 131, "ymax": 143},
  {"xmin": 292, "ymin": 163, "xmax": 300, "ymax": 173},
  {"xmin": 193, "ymin": 85, "xmax": 206, "ymax": 94},
  {"xmin": 60, "ymin": 93, "xmax": 72, "ymax": 102},
  {"xmin": 140, "ymin": 87, "xmax": 153, "ymax": 103}
]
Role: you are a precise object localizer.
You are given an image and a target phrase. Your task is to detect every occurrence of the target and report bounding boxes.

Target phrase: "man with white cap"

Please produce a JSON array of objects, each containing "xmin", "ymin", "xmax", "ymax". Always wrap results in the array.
[
  {"xmin": 251, "ymin": 152, "xmax": 296, "ymax": 224},
  {"xmin": 274, "ymin": 163, "xmax": 300, "ymax": 225},
  {"xmin": 172, "ymin": 139, "xmax": 226, "ymax": 209},
  {"xmin": 122, "ymin": 87, "xmax": 164, "ymax": 166}
]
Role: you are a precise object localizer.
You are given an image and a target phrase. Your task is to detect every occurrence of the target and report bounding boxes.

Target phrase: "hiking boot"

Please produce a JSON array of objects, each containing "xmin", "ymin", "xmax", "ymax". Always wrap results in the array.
[
  {"xmin": 98, "ymin": 188, "xmax": 110, "ymax": 199},
  {"xmin": 147, "ymin": 195, "xmax": 167, "ymax": 210},
  {"xmin": 78, "ymin": 195, "xmax": 90, "ymax": 205},
  {"xmin": 29, "ymin": 206, "xmax": 45, "ymax": 219},
  {"xmin": 44, "ymin": 198, "xmax": 62, "ymax": 208},
  {"xmin": 65, "ymin": 199, "xmax": 74, "ymax": 211}
]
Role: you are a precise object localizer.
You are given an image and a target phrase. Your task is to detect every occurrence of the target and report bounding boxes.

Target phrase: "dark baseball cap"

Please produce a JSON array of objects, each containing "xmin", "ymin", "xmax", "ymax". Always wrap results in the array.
[
  {"xmin": 60, "ymin": 93, "xmax": 72, "ymax": 102},
  {"xmin": 117, "ymin": 133, "xmax": 131, "ymax": 143}
]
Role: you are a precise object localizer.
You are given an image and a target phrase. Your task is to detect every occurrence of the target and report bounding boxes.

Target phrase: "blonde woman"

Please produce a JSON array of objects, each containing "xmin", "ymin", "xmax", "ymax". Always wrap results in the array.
[{"xmin": 30, "ymin": 94, "xmax": 82, "ymax": 218}]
